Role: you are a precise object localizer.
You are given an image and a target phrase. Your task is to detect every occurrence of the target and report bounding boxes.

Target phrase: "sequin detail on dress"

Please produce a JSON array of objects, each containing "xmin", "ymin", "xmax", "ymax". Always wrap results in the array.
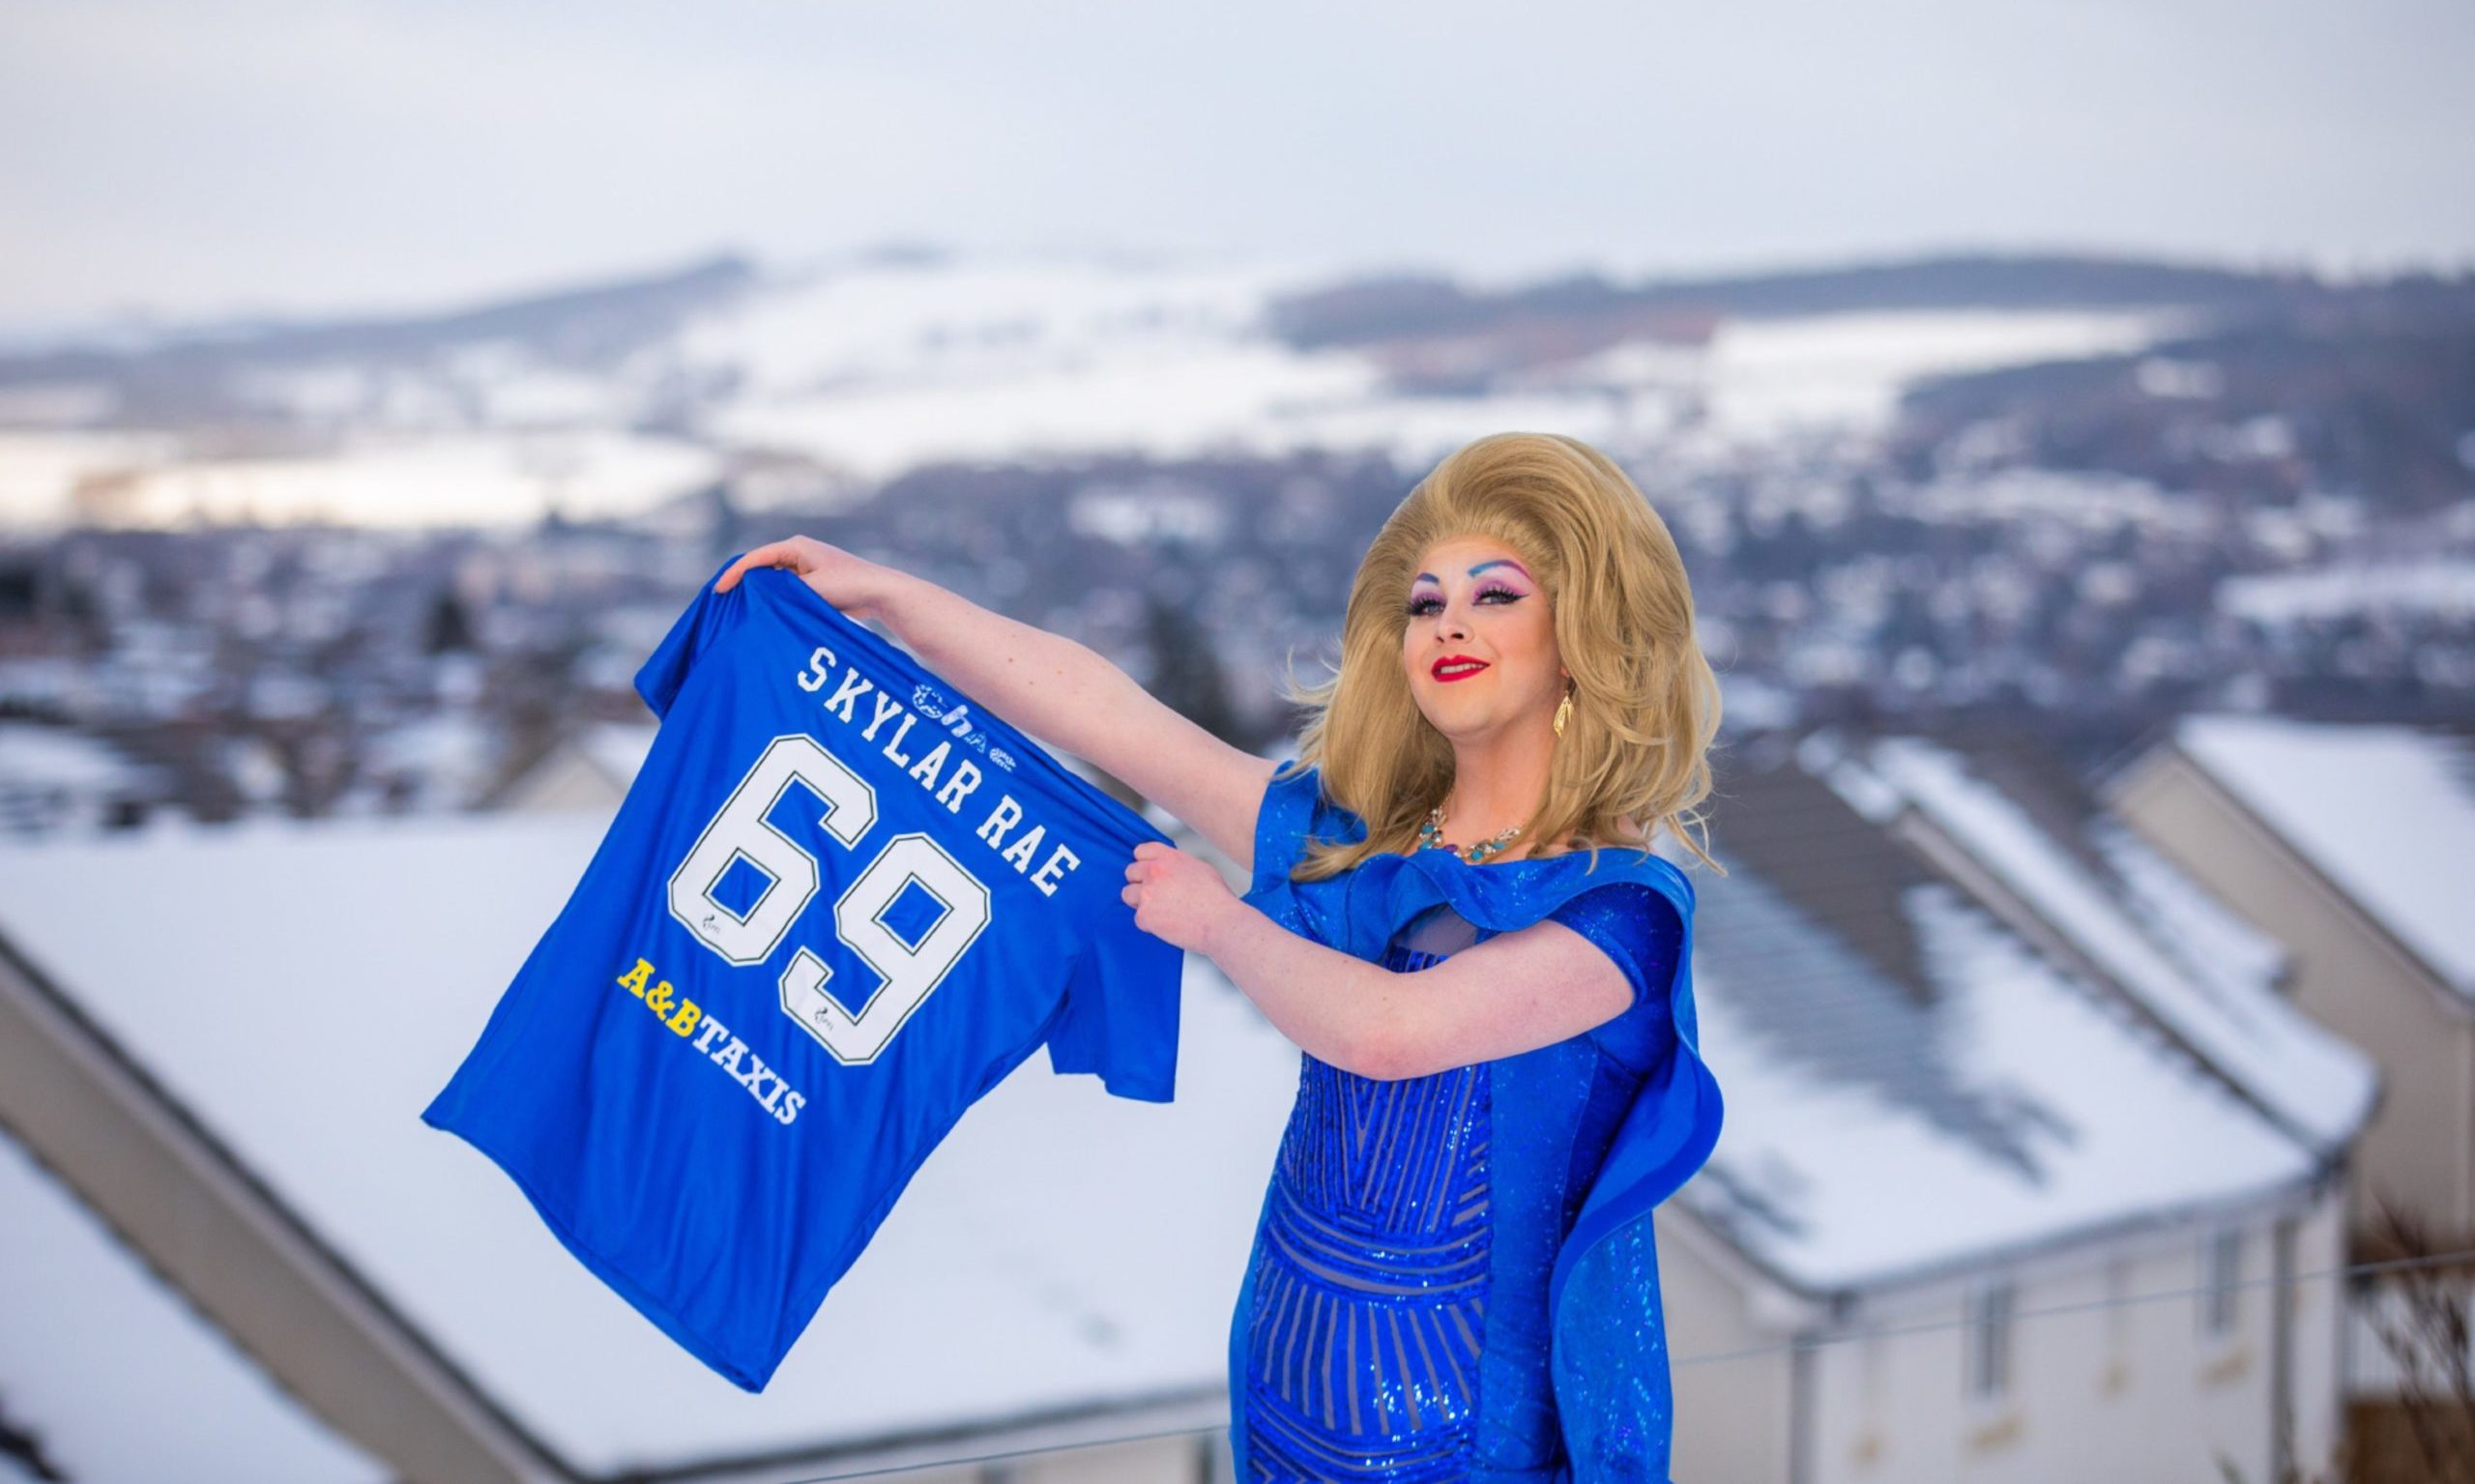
[
  {"xmin": 1238, "ymin": 893, "xmax": 1685, "ymax": 1481},
  {"xmin": 1243, "ymin": 912, "xmax": 1491, "ymax": 1480}
]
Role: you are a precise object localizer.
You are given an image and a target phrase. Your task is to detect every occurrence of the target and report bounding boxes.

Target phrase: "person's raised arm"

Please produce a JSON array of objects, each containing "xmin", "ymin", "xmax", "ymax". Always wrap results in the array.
[
  {"xmin": 716, "ymin": 536, "xmax": 1273, "ymax": 870},
  {"xmin": 1125, "ymin": 840, "xmax": 1636, "ymax": 1078}
]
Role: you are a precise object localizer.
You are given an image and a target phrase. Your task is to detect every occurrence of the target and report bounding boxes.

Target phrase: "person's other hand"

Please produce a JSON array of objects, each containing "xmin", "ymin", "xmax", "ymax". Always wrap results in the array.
[
  {"xmin": 1121, "ymin": 840, "xmax": 1238, "ymax": 956},
  {"xmin": 715, "ymin": 536, "xmax": 901, "ymax": 622}
]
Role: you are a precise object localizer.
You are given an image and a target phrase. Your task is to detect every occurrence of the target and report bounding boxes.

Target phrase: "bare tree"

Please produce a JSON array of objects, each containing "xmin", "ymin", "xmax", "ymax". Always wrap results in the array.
[{"xmin": 2223, "ymin": 1193, "xmax": 2474, "ymax": 1484}]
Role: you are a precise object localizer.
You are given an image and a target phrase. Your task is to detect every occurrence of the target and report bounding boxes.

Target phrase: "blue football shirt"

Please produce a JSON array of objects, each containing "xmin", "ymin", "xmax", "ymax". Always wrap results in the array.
[{"xmin": 421, "ymin": 554, "xmax": 1182, "ymax": 1391}]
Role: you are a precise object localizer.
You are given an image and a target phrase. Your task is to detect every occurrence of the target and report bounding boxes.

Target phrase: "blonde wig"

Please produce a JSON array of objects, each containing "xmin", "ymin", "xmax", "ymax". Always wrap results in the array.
[{"xmin": 1274, "ymin": 431, "xmax": 1726, "ymax": 883}]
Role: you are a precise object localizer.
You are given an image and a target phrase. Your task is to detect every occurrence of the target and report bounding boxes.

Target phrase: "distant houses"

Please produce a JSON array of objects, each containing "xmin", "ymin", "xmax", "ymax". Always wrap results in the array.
[
  {"xmin": 1648, "ymin": 728, "xmax": 2373, "ymax": 1483},
  {"xmin": 2104, "ymin": 713, "xmax": 2475, "ymax": 1474},
  {"xmin": 0, "ymin": 721, "xmax": 171, "ymax": 836},
  {"xmin": 2104, "ymin": 713, "xmax": 2474, "ymax": 1248}
]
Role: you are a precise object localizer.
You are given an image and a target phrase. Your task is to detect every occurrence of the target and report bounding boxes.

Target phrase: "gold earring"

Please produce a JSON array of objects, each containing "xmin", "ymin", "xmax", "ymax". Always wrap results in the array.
[{"xmin": 1553, "ymin": 686, "xmax": 1573, "ymax": 738}]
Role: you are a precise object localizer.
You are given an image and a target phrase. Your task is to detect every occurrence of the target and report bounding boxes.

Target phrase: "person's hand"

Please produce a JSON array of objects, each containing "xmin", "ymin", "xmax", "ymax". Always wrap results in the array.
[
  {"xmin": 715, "ymin": 536, "xmax": 902, "ymax": 622},
  {"xmin": 1122, "ymin": 840, "xmax": 1240, "ymax": 957}
]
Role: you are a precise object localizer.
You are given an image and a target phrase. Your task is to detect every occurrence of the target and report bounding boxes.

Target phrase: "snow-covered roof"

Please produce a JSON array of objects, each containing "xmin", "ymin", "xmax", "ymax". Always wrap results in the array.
[
  {"xmin": 0, "ymin": 1122, "xmax": 388, "ymax": 1483},
  {"xmin": 1672, "ymin": 742, "xmax": 2321, "ymax": 1293},
  {"xmin": 1815, "ymin": 731, "xmax": 2376, "ymax": 1153},
  {"xmin": 2170, "ymin": 713, "xmax": 2475, "ymax": 1003},
  {"xmin": 0, "ymin": 813, "xmax": 1297, "ymax": 1477}
]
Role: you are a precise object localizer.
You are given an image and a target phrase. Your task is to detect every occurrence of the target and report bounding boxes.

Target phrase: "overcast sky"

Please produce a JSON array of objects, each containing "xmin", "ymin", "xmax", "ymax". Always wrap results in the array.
[{"xmin": 2, "ymin": 0, "xmax": 2468, "ymax": 331}]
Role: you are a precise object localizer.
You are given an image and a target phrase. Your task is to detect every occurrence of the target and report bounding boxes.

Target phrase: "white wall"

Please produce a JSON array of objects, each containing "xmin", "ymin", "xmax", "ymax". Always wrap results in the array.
[
  {"xmin": 2111, "ymin": 750, "xmax": 2472, "ymax": 1239},
  {"xmin": 2291, "ymin": 1189, "xmax": 2348, "ymax": 1477},
  {"xmin": 1792, "ymin": 1212, "xmax": 2295, "ymax": 1484},
  {"xmin": 1663, "ymin": 1207, "xmax": 1796, "ymax": 1483}
]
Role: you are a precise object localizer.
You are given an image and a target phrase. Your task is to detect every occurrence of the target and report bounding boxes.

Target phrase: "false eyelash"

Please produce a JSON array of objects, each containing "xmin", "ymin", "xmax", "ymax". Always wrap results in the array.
[{"xmin": 1404, "ymin": 582, "xmax": 1524, "ymax": 617}]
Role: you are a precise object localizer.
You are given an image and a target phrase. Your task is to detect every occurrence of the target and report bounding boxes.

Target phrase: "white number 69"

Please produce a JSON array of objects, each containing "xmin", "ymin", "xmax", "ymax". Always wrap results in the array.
[{"xmin": 667, "ymin": 734, "xmax": 992, "ymax": 1063}]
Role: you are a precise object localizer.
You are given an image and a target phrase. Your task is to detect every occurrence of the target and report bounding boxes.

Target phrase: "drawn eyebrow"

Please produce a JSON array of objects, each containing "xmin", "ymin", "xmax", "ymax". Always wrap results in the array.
[{"xmin": 1412, "ymin": 559, "xmax": 1530, "ymax": 585}]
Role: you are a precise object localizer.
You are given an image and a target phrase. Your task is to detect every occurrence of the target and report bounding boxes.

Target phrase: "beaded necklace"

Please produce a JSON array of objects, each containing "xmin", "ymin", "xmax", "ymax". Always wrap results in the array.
[{"xmin": 1417, "ymin": 802, "xmax": 1524, "ymax": 865}]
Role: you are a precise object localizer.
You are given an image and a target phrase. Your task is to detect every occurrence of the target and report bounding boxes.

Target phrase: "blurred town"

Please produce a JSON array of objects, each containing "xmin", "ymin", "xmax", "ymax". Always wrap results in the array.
[
  {"xmin": 2, "ymin": 247, "xmax": 2472, "ymax": 1482},
  {"xmin": 2, "ymin": 249, "xmax": 2471, "ymax": 829}
]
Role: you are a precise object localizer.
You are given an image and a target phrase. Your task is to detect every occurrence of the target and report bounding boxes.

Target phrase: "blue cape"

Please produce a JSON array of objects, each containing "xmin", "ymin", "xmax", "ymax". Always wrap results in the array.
[{"xmin": 1234, "ymin": 762, "xmax": 1723, "ymax": 1480}]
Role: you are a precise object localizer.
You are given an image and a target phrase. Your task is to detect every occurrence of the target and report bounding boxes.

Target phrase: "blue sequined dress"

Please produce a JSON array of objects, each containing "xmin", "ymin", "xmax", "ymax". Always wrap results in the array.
[{"xmin": 1228, "ymin": 763, "xmax": 1724, "ymax": 1484}]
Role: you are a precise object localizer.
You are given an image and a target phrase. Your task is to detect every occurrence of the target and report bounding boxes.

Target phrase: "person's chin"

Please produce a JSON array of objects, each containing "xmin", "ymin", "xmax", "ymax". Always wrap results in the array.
[{"xmin": 1427, "ymin": 706, "xmax": 1501, "ymax": 737}]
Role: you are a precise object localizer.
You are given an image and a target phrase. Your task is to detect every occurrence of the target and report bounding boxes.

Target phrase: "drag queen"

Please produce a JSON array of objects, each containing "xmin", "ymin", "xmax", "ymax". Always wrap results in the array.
[{"xmin": 719, "ymin": 430, "xmax": 1727, "ymax": 1481}]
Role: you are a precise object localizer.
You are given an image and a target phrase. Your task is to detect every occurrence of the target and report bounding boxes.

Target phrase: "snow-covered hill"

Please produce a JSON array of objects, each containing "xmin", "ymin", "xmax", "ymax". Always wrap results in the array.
[{"xmin": 0, "ymin": 249, "xmax": 2208, "ymax": 531}]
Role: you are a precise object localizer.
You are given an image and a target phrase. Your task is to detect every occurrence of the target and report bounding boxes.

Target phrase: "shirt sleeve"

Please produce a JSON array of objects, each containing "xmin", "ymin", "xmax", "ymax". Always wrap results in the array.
[
  {"xmin": 1546, "ymin": 882, "xmax": 1686, "ymax": 1068},
  {"xmin": 632, "ymin": 552, "xmax": 754, "ymax": 721},
  {"xmin": 1045, "ymin": 916, "xmax": 1183, "ymax": 1103}
]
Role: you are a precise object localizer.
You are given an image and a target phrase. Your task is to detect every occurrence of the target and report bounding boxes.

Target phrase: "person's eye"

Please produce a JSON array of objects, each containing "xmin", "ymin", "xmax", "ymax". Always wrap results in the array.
[{"xmin": 1406, "ymin": 584, "xmax": 1523, "ymax": 617}]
